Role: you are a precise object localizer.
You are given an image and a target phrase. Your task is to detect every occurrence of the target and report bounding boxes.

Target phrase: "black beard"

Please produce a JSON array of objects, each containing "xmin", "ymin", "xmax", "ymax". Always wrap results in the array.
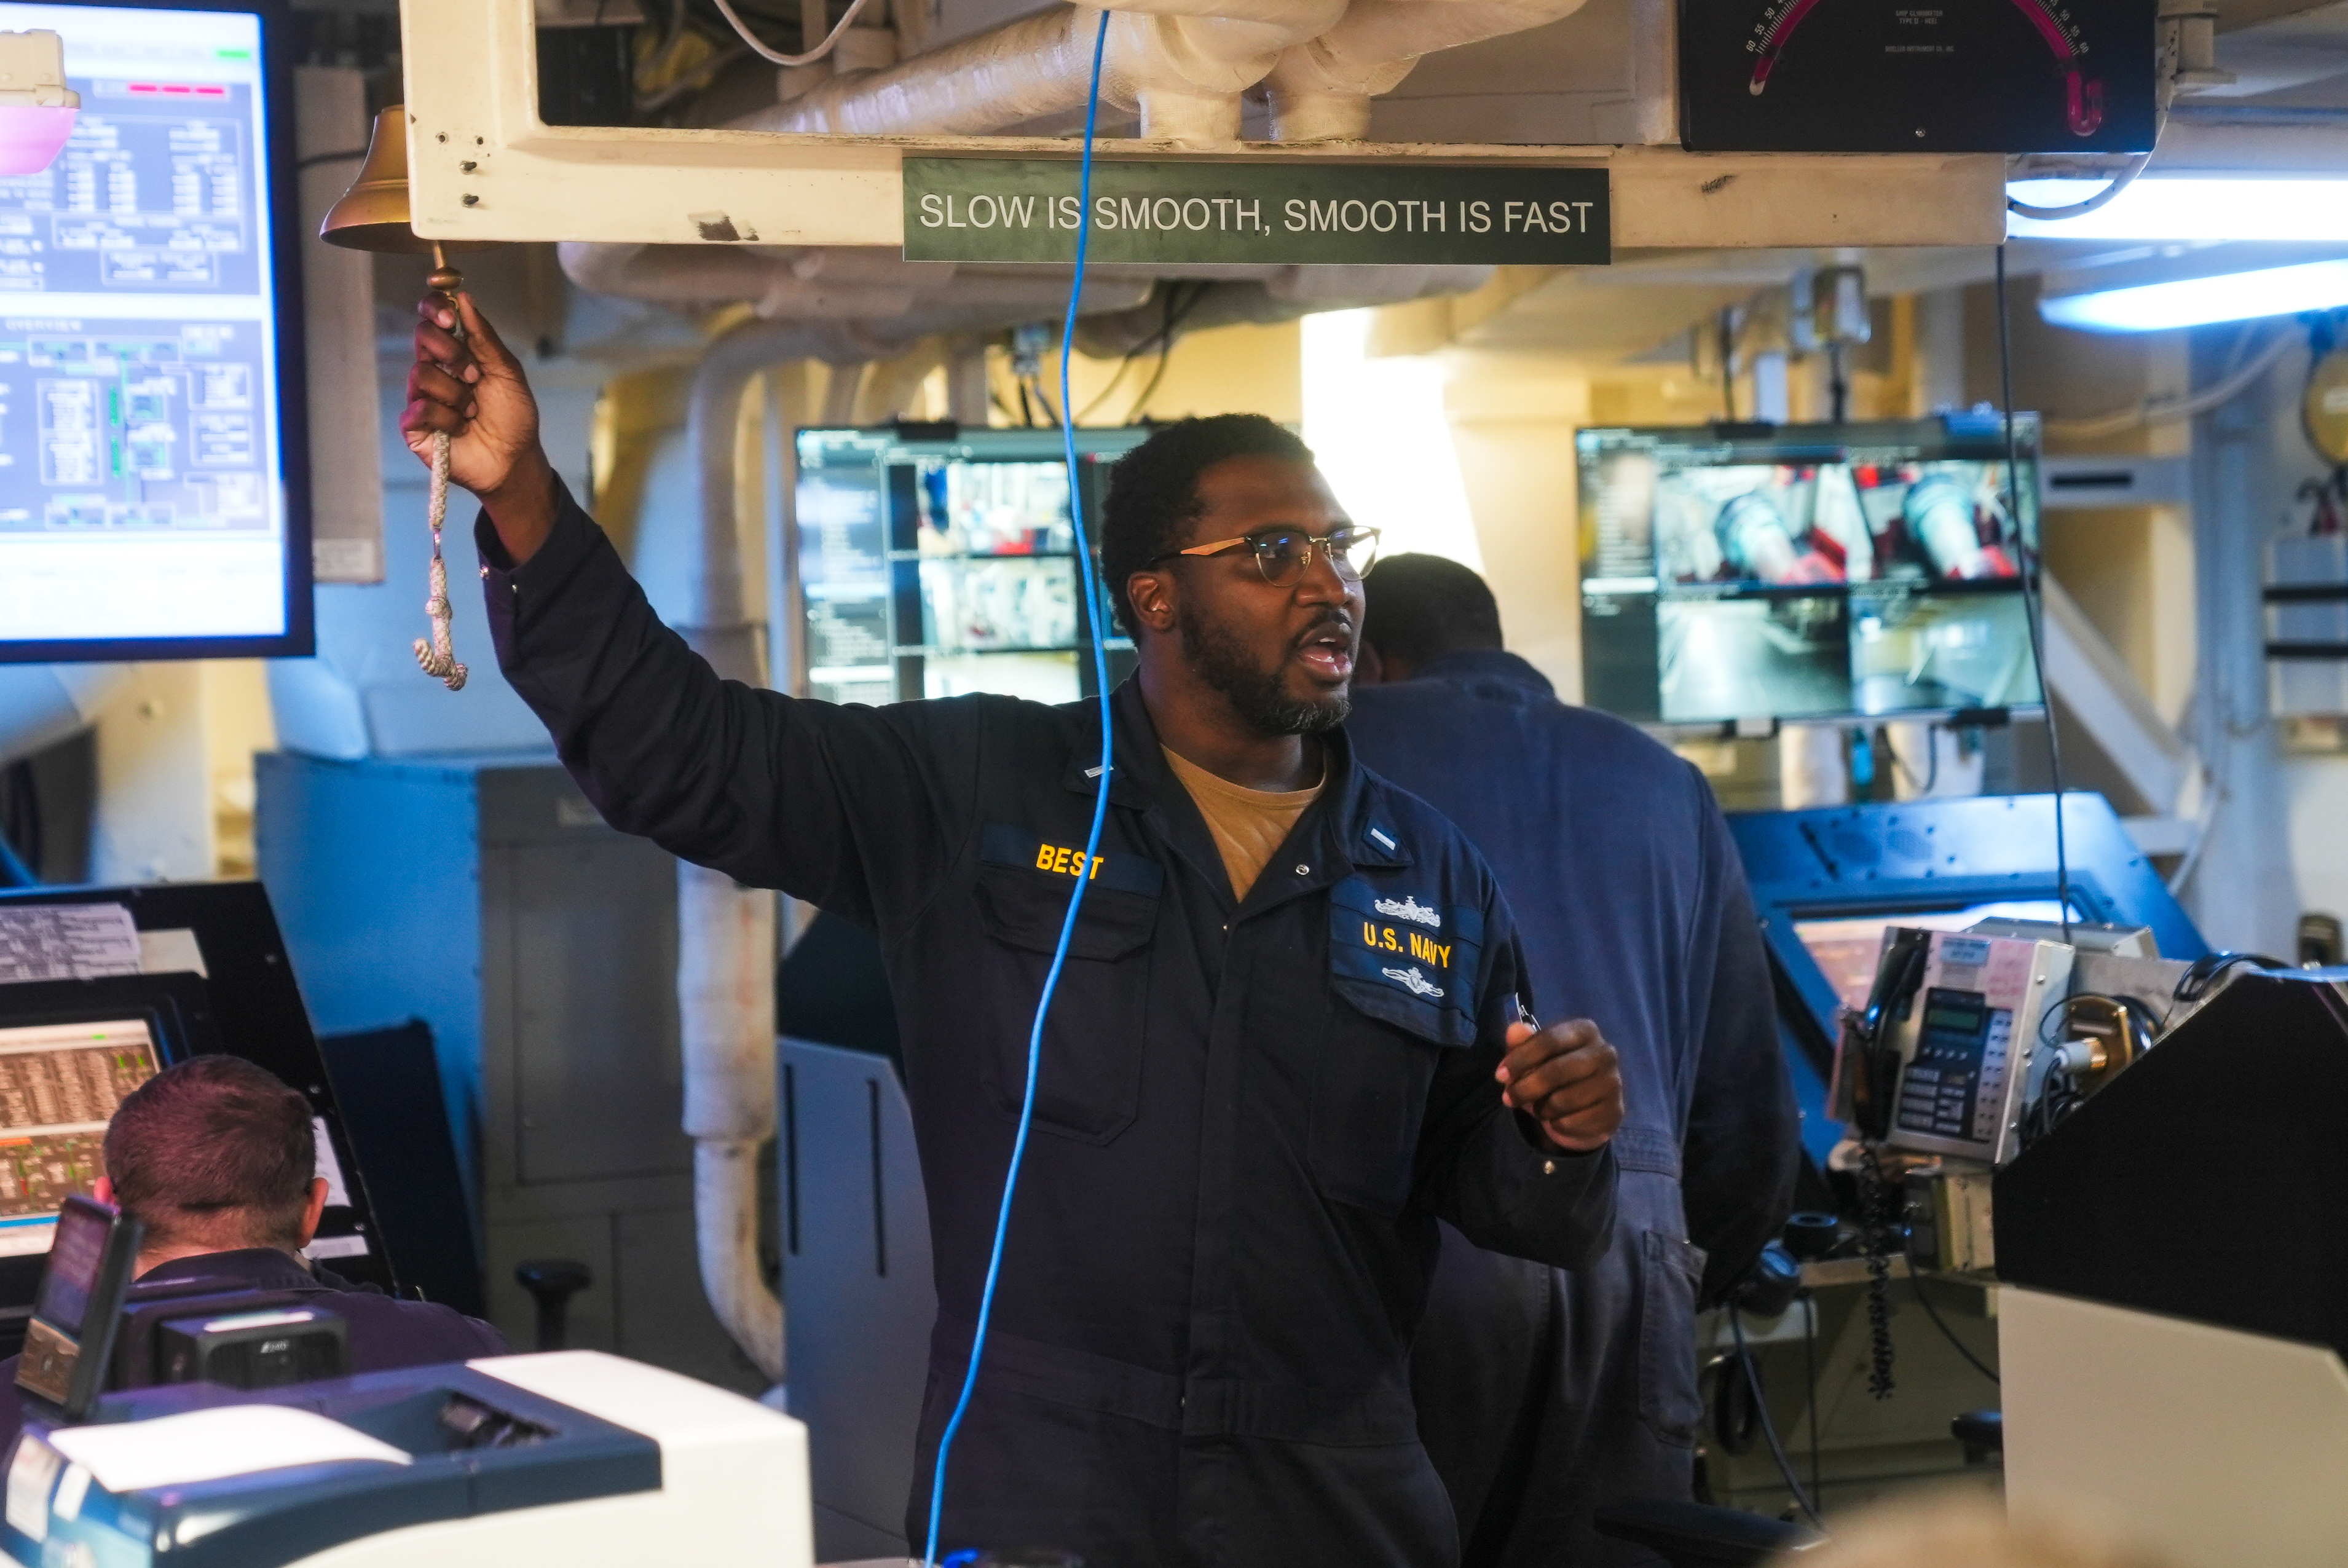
[{"xmin": 1177, "ymin": 598, "xmax": 1350, "ymax": 736}]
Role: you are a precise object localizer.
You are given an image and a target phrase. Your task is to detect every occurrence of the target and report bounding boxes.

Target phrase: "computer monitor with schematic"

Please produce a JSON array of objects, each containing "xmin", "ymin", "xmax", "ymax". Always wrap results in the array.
[{"xmin": 0, "ymin": 883, "xmax": 399, "ymax": 1352}]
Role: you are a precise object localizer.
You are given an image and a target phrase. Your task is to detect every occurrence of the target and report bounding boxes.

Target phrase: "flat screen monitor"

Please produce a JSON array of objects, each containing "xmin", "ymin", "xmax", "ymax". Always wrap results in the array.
[
  {"xmin": 795, "ymin": 425, "xmax": 1151, "ymax": 707},
  {"xmin": 1577, "ymin": 417, "xmax": 2043, "ymax": 726},
  {"xmin": 0, "ymin": 0, "xmax": 309, "ymax": 662},
  {"xmin": 0, "ymin": 1015, "xmax": 157, "ymax": 1258}
]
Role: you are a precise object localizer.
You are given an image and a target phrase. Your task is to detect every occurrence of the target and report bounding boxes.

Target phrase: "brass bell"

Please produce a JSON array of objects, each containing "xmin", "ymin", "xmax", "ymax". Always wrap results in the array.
[{"xmin": 320, "ymin": 104, "xmax": 497, "ymax": 259}]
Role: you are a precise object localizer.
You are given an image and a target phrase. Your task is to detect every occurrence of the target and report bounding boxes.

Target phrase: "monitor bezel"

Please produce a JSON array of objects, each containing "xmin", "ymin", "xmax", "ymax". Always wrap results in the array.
[
  {"xmin": 0, "ymin": 0, "xmax": 314, "ymax": 664},
  {"xmin": 1577, "ymin": 416, "xmax": 2048, "ymax": 729}
]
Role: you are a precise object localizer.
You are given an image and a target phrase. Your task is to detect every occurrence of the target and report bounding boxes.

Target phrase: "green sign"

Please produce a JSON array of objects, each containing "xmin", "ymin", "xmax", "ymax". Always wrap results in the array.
[{"xmin": 902, "ymin": 157, "xmax": 1609, "ymax": 266}]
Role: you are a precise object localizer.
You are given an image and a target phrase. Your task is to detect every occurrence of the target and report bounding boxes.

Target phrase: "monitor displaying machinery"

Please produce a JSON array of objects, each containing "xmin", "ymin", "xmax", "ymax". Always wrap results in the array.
[
  {"xmin": 0, "ymin": 0, "xmax": 310, "ymax": 662},
  {"xmin": 1578, "ymin": 417, "xmax": 2044, "ymax": 725},
  {"xmin": 795, "ymin": 425, "xmax": 1151, "ymax": 707}
]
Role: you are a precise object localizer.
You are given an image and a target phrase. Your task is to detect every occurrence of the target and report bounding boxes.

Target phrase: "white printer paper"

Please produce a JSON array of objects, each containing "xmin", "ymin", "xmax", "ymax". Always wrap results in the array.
[
  {"xmin": 0, "ymin": 905, "xmax": 141, "ymax": 985},
  {"xmin": 47, "ymin": 1406, "xmax": 411, "ymax": 1493}
]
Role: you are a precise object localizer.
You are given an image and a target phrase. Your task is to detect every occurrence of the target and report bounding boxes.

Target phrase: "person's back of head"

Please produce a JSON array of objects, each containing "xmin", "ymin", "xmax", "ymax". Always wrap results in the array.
[
  {"xmin": 103, "ymin": 1055, "xmax": 318, "ymax": 1261},
  {"xmin": 1358, "ymin": 553, "xmax": 1503, "ymax": 682}
]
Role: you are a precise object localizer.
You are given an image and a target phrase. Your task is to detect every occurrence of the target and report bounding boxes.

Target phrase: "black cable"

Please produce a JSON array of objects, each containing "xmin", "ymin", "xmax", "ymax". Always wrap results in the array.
[
  {"xmin": 1828, "ymin": 341, "xmax": 1849, "ymax": 424},
  {"xmin": 1996, "ymin": 243, "xmax": 2072, "ymax": 944},
  {"xmin": 1016, "ymin": 379, "xmax": 1036, "ymax": 428},
  {"xmin": 1856, "ymin": 1148, "xmax": 1897, "ymax": 1400},
  {"xmin": 1719, "ymin": 310, "xmax": 1738, "ymax": 420},
  {"xmin": 1799, "ymin": 1292, "xmax": 1822, "ymax": 1509},
  {"xmin": 1730, "ymin": 1307, "xmax": 1824, "ymax": 1527},
  {"xmin": 1887, "ymin": 723, "xmax": 1941, "ymax": 797},
  {"xmin": 1027, "ymin": 376, "xmax": 1061, "ymax": 430},
  {"xmin": 1902, "ymin": 1236, "xmax": 2001, "ymax": 1388},
  {"xmin": 1123, "ymin": 283, "xmax": 1210, "ymax": 422}
]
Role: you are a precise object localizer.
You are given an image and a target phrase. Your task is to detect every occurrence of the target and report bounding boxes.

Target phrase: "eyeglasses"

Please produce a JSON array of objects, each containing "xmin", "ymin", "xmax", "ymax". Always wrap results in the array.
[{"xmin": 1151, "ymin": 526, "xmax": 1382, "ymax": 588}]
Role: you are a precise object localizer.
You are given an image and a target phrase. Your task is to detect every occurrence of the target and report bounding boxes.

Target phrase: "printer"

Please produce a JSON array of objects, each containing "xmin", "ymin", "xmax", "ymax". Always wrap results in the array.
[{"xmin": 2, "ymin": 1349, "xmax": 813, "ymax": 1568}]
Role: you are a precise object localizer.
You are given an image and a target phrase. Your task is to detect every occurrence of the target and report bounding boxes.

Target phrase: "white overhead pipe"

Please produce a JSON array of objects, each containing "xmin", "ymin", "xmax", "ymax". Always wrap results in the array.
[
  {"xmin": 0, "ymin": 666, "xmax": 127, "ymax": 770},
  {"xmin": 559, "ymin": 242, "xmax": 1156, "ymax": 328},
  {"xmin": 1265, "ymin": 0, "xmax": 1596, "ymax": 140},
  {"xmin": 736, "ymin": 0, "xmax": 1344, "ymax": 146},
  {"xmin": 671, "ymin": 318, "xmax": 818, "ymax": 1389}
]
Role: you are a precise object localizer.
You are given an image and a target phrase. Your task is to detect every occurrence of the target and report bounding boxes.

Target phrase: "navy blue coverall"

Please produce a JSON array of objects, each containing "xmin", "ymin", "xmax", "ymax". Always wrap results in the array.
[
  {"xmin": 478, "ymin": 493, "xmax": 1619, "ymax": 1568},
  {"xmin": 1347, "ymin": 648, "xmax": 1799, "ymax": 1567}
]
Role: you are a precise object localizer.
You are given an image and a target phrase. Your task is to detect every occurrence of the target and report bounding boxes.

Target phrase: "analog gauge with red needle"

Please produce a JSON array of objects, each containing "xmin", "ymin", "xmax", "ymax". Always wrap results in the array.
[{"xmin": 1682, "ymin": 0, "xmax": 2155, "ymax": 153}]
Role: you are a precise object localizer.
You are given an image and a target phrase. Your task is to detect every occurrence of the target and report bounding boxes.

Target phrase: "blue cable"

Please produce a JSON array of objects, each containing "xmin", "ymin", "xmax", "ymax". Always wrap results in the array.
[{"xmin": 921, "ymin": 17, "xmax": 1114, "ymax": 1564}]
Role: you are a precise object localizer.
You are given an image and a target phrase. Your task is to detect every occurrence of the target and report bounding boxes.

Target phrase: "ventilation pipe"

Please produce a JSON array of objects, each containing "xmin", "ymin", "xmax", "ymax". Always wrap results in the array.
[
  {"xmin": 559, "ymin": 241, "xmax": 1157, "ymax": 328},
  {"xmin": 736, "ymin": 0, "xmax": 1345, "ymax": 144},
  {"xmin": 673, "ymin": 318, "xmax": 808, "ymax": 1389},
  {"xmin": 1266, "ymin": 0, "xmax": 1598, "ymax": 140}
]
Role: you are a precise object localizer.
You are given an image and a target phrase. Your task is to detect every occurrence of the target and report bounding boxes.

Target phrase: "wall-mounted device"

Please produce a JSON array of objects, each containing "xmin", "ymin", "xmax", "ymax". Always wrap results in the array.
[
  {"xmin": 1833, "ymin": 926, "xmax": 2076, "ymax": 1167},
  {"xmin": 0, "ymin": 0, "xmax": 311, "ymax": 663},
  {"xmin": 1677, "ymin": 0, "xmax": 2157, "ymax": 152}
]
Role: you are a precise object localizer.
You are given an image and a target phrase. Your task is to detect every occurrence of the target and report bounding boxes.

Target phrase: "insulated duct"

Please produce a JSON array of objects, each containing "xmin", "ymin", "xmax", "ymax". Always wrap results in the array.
[
  {"xmin": 561, "ymin": 241, "xmax": 1489, "ymax": 358},
  {"xmin": 1266, "ymin": 0, "xmax": 1599, "ymax": 140},
  {"xmin": 0, "ymin": 665, "xmax": 126, "ymax": 771},
  {"xmin": 736, "ymin": 0, "xmax": 1346, "ymax": 144},
  {"xmin": 671, "ymin": 316, "xmax": 797, "ymax": 1387}
]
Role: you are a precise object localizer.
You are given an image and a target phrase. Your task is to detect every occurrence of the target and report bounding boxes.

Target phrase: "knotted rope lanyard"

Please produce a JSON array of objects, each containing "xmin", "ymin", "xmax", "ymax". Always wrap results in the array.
[{"xmin": 416, "ymin": 254, "xmax": 468, "ymax": 693}]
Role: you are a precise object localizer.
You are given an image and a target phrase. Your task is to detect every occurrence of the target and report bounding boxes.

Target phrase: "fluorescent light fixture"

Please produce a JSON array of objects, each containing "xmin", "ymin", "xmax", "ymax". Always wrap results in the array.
[
  {"xmin": 2040, "ymin": 256, "xmax": 2348, "ymax": 332},
  {"xmin": 2008, "ymin": 177, "xmax": 2348, "ymax": 243}
]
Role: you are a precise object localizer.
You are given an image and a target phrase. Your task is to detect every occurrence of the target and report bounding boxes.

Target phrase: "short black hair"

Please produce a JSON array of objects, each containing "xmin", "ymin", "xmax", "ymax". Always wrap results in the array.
[
  {"xmin": 105, "ymin": 1055, "xmax": 316, "ymax": 1253},
  {"xmin": 1360, "ymin": 553, "xmax": 1505, "ymax": 667},
  {"xmin": 1099, "ymin": 414, "xmax": 1315, "ymax": 637}
]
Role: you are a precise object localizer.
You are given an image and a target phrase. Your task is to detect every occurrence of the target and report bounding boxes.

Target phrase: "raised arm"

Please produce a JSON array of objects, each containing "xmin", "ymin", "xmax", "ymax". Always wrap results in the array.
[
  {"xmin": 404, "ymin": 290, "xmax": 561, "ymax": 565},
  {"xmin": 401, "ymin": 290, "xmax": 971, "ymax": 923}
]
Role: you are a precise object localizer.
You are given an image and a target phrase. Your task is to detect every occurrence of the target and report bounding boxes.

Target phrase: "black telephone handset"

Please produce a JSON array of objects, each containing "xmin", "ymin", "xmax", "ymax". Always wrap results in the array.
[{"xmin": 1848, "ymin": 927, "xmax": 1932, "ymax": 1143}]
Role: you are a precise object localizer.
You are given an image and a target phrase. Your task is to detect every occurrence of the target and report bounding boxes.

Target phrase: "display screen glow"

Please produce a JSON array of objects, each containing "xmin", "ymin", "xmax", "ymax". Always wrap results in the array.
[
  {"xmin": 2008, "ymin": 178, "xmax": 2348, "ymax": 243},
  {"xmin": 2039, "ymin": 258, "xmax": 2348, "ymax": 334},
  {"xmin": 0, "ymin": 4, "xmax": 297, "ymax": 655}
]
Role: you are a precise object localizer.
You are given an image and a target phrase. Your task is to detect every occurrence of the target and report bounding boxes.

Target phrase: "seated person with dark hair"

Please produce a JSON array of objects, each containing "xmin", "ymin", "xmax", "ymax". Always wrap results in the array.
[{"xmin": 0, "ymin": 1055, "xmax": 506, "ymax": 1449}]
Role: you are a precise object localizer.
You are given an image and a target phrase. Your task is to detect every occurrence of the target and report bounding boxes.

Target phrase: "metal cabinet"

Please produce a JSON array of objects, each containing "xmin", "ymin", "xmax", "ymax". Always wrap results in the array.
[{"xmin": 258, "ymin": 750, "xmax": 760, "ymax": 1393}]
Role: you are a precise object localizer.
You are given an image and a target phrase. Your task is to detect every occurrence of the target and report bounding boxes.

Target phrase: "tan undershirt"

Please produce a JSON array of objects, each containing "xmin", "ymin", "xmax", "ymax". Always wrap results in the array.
[{"xmin": 1162, "ymin": 746, "xmax": 1325, "ymax": 902}]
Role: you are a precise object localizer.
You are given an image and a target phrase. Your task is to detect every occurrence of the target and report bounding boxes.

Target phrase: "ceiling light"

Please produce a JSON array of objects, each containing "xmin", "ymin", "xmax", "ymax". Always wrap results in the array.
[
  {"xmin": 2008, "ymin": 177, "xmax": 2348, "ymax": 243},
  {"xmin": 2039, "ymin": 256, "xmax": 2348, "ymax": 333},
  {"xmin": 0, "ymin": 30, "xmax": 77, "ymax": 178}
]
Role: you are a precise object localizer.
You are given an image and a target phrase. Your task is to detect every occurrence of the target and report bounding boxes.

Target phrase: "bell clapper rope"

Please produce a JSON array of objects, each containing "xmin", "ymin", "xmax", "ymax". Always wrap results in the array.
[{"xmin": 417, "ymin": 245, "xmax": 469, "ymax": 692}]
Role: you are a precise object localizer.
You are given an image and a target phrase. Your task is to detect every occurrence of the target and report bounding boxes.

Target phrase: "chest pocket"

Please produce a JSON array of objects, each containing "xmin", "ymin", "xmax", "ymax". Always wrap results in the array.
[
  {"xmin": 1310, "ymin": 878, "xmax": 1484, "ymax": 1215},
  {"xmin": 972, "ymin": 824, "xmax": 1163, "ymax": 1144}
]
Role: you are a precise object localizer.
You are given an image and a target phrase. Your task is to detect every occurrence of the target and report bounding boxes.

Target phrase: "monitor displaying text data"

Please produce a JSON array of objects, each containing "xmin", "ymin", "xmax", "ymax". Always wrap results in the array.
[
  {"xmin": 1578, "ymin": 417, "xmax": 2043, "ymax": 727},
  {"xmin": 0, "ymin": 1017, "xmax": 157, "ymax": 1256},
  {"xmin": 0, "ymin": 1, "xmax": 308, "ymax": 661}
]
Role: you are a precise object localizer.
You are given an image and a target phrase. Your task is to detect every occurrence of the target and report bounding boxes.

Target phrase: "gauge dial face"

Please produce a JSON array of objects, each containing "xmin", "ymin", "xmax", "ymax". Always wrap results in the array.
[
  {"xmin": 2306, "ymin": 347, "xmax": 2348, "ymax": 468},
  {"xmin": 1680, "ymin": 0, "xmax": 2156, "ymax": 153}
]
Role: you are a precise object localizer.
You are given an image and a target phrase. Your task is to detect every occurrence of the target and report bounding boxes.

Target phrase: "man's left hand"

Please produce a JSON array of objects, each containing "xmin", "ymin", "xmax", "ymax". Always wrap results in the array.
[{"xmin": 1497, "ymin": 1019, "xmax": 1624, "ymax": 1152}]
